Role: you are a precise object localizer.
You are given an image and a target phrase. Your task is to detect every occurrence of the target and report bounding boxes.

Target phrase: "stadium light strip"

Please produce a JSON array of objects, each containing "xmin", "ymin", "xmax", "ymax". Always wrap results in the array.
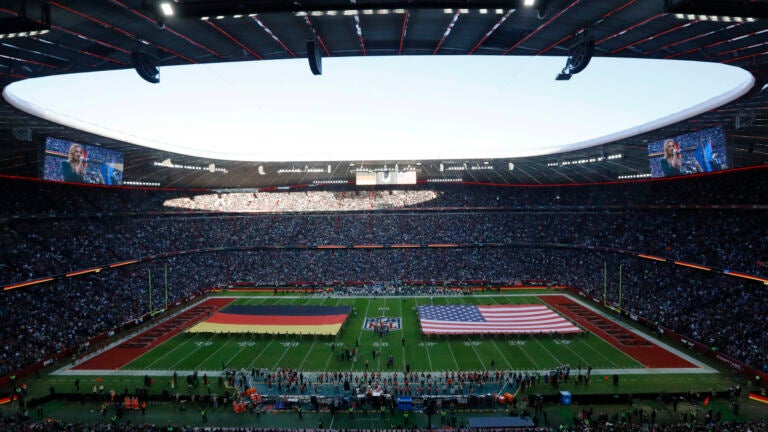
[
  {"xmin": 317, "ymin": 245, "xmax": 345, "ymax": 249},
  {"xmin": 277, "ymin": 167, "xmax": 325, "ymax": 173},
  {"xmin": 674, "ymin": 14, "xmax": 756, "ymax": 23},
  {"xmin": 312, "ymin": 179, "xmax": 348, "ymax": 184},
  {"xmin": 0, "ymin": 29, "xmax": 50, "ymax": 40},
  {"xmin": 124, "ymin": 180, "xmax": 161, "ymax": 187},
  {"xmin": 637, "ymin": 254, "xmax": 666, "ymax": 262},
  {"xmin": 549, "ymin": 154, "xmax": 623, "ymax": 168},
  {"xmin": 353, "ymin": 245, "xmax": 384, "ymax": 249},
  {"xmin": 428, "ymin": 243, "xmax": 458, "ymax": 248},
  {"xmin": 391, "ymin": 244, "xmax": 421, "ymax": 248},
  {"xmin": 674, "ymin": 261, "xmax": 711, "ymax": 271},
  {"xmin": 3, "ymin": 277, "xmax": 54, "ymax": 291},
  {"xmin": 153, "ymin": 161, "xmax": 227, "ymax": 173},
  {"xmin": 291, "ymin": 8, "xmax": 506, "ymax": 17},
  {"xmin": 749, "ymin": 393, "xmax": 768, "ymax": 404},
  {"xmin": 66, "ymin": 267, "xmax": 102, "ymax": 277},
  {"xmin": 618, "ymin": 173, "xmax": 652, "ymax": 180},
  {"xmin": 426, "ymin": 178, "xmax": 462, "ymax": 183},
  {"xmin": 201, "ymin": 14, "xmax": 257, "ymax": 20},
  {"xmin": 109, "ymin": 259, "xmax": 138, "ymax": 268},
  {"xmin": 723, "ymin": 270, "xmax": 768, "ymax": 283}
]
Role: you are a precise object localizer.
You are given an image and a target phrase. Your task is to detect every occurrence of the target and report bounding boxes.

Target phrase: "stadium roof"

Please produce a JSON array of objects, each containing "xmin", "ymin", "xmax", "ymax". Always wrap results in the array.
[{"xmin": 0, "ymin": 0, "xmax": 767, "ymax": 188}]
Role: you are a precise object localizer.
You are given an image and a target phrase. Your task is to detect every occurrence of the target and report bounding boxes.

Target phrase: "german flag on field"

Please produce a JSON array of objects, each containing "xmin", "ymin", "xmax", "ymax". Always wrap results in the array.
[{"xmin": 187, "ymin": 305, "xmax": 351, "ymax": 335}]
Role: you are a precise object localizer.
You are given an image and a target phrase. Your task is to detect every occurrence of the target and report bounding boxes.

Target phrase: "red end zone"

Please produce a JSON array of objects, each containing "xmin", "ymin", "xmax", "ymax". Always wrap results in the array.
[
  {"xmin": 72, "ymin": 298, "xmax": 234, "ymax": 370},
  {"xmin": 541, "ymin": 295, "xmax": 696, "ymax": 368}
]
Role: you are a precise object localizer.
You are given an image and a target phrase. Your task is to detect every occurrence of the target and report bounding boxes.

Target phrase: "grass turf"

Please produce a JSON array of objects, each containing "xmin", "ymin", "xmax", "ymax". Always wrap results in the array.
[
  {"xmin": 4, "ymin": 291, "xmax": 751, "ymax": 405},
  {"xmin": 123, "ymin": 294, "xmax": 642, "ymax": 373},
  {"xmin": 6, "ymin": 291, "xmax": 766, "ymax": 428}
]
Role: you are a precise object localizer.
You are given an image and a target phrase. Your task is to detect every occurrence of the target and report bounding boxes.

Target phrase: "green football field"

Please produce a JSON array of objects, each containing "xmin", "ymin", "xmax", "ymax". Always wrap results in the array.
[
  {"xmin": 121, "ymin": 293, "xmax": 649, "ymax": 373},
  {"xmin": 28, "ymin": 290, "xmax": 752, "ymax": 419}
]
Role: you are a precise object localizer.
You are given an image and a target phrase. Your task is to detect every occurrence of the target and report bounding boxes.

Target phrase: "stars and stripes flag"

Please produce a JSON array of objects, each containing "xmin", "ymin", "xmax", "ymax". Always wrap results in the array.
[{"xmin": 417, "ymin": 304, "xmax": 581, "ymax": 335}]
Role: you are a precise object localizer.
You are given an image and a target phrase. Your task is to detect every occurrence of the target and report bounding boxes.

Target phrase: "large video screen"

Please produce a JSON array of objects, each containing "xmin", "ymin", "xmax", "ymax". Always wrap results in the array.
[
  {"xmin": 355, "ymin": 170, "xmax": 417, "ymax": 185},
  {"xmin": 43, "ymin": 137, "xmax": 124, "ymax": 185},
  {"xmin": 648, "ymin": 126, "xmax": 728, "ymax": 178}
]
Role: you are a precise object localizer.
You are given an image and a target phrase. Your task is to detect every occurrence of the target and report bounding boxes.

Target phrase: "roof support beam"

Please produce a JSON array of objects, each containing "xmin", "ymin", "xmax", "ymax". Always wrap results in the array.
[{"xmin": 168, "ymin": 1, "xmax": 541, "ymax": 17}]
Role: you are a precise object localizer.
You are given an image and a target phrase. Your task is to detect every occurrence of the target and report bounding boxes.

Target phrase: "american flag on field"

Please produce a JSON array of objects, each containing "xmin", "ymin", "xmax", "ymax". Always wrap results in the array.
[{"xmin": 417, "ymin": 304, "xmax": 582, "ymax": 335}]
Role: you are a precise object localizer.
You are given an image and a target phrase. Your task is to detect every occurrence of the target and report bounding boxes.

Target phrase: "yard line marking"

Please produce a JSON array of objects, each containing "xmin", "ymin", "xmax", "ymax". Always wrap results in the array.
[
  {"xmin": 556, "ymin": 338, "xmax": 593, "ymax": 366},
  {"xmin": 398, "ymin": 296, "xmax": 407, "ymax": 370},
  {"xmin": 489, "ymin": 294, "xmax": 516, "ymax": 369},
  {"xmin": 513, "ymin": 336, "xmax": 542, "ymax": 369},
  {"xmin": 141, "ymin": 331, "xmax": 209, "ymax": 369},
  {"xmin": 351, "ymin": 298, "xmax": 373, "ymax": 371},
  {"xmin": 171, "ymin": 334, "xmax": 232, "ymax": 369},
  {"xmin": 461, "ymin": 295, "xmax": 489, "ymax": 369},
  {"xmin": 376, "ymin": 297, "xmax": 386, "ymax": 371},
  {"xmin": 487, "ymin": 294, "xmax": 559, "ymax": 366},
  {"xmin": 541, "ymin": 294, "xmax": 701, "ymax": 369},
  {"xmin": 323, "ymin": 297, "xmax": 345, "ymax": 372},
  {"xmin": 566, "ymin": 337, "xmax": 626, "ymax": 369},
  {"xmin": 133, "ymin": 334, "xmax": 190, "ymax": 370},
  {"xmin": 197, "ymin": 299, "xmax": 264, "ymax": 369},
  {"xmin": 440, "ymin": 341, "xmax": 459, "ymax": 369},
  {"xmin": 245, "ymin": 338, "xmax": 276, "ymax": 371},
  {"xmin": 414, "ymin": 297, "xmax": 435, "ymax": 370},
  {"xmin": 489, "ymin": 338, "xmax": 514, "ymax": 369},
  {"xmin": 270, "ymin": 338, "xmax": 294, "ymax": 370},
  {"xmin": 226, "ymin": 299, "xmax": 283, "ymax": 371},
  {"xmin": 298, "ymin": 340, "xmax": 318, "ymax": 370},
  {"xmin": 293, "ymin": 294, "xmax": 322, "ymax": 370},
  {"xmin": 195, "ymin": 333, "xmax": 238, "ymax": 369},
  {"xmin": 485, "ymin": 296, "xmax": 541, "ymax": 369},
  {"xmin": 464, "ymin": 337, "xmax": 485, "ymax": 369},
  {"xmin": 192, "ymin": 298, "xmax": 269, "ymax": 369},
  {"xmin": 79, "ymin": 298, "xmax": 233, "ymax": 371}
]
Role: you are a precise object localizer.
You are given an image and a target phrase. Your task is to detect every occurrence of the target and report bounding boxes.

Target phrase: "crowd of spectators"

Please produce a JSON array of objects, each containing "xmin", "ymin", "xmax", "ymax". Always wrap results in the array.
[
  {"xmin": 0, "ymin": 168, "xmax": 766, "ymax": 381},
  {"xmin": 2, "ymin": 247, "xmax": 767, "ymax": 380},
  {"xmin": 1, "ymin": 419, "xmax": 768, "ymax": 432},
  {"xmin": 1, "ymin": 207, "xmax": 766, "ymax": 285},
  {"xmin": 163, "ymin": 190, "xmax": 441, "ymax": 212},
  {"xmin": 237, "ymin": 368, "xmax": 535, "ymax": 399},
  {"xmin": 2, "ymin": 167, "xmax": 767, "ymax": 217}
]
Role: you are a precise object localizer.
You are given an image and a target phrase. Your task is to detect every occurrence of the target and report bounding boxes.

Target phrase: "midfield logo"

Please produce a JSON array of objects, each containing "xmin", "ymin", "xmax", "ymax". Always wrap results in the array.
[{"xmin": 363, "ymin": 317, "xmax": 402, "ymax": 331}]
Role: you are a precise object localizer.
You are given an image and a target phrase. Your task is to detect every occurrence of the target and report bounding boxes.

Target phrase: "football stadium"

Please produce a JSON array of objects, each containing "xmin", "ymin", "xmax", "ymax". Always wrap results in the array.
[{"xmin": 2, "ymin": 1, "xmax": 768, "ymax": 431}]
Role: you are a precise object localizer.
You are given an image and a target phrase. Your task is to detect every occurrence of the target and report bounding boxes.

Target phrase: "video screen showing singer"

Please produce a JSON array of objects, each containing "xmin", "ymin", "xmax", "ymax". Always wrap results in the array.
[
  {"xmin": 61, "ymin": 143, "xmax": 87, "ymax": 183},
  {"xmin": 647, "ymin": 126, "xmax": 728, "ymax": 178},
  {"xmin": 660, "ymin": 139, "xmax": 682, "ymax": 177},
  {"xmin": 43, "ymin": 137, "xmax": 124, "ymax": 185}
]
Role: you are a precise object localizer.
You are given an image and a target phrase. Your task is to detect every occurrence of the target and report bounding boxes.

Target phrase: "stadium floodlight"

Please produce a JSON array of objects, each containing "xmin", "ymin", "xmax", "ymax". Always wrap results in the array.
[
  {"xmin": 556, "ymin": 28, "xmax": 594, "ymax": 81},
  {"xmin": 160, "ymin": 2, "xmax": 174, "ymax": 16},
  {"xmin": 307, "ymin": 35, "xmax": 322, "ymax": 76},
  {"xmin": 535, "ymin": 0, "xmax": 551, "ymax": 19},
  {"xmin": 131, "ymin": 42, "xmax": 160, "ymax": 84}
]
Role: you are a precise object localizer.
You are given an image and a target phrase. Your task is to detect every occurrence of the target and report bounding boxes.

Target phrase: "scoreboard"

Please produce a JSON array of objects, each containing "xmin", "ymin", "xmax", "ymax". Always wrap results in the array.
[{"xmin": 355, "ymin": 170, "xmax": 416, "ymax": 185}]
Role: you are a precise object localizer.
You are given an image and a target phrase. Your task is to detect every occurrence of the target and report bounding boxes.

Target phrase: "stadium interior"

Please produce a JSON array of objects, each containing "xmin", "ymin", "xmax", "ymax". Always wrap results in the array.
[{"xmin": 1, "ymin": 0, "xmax": 768, "ymax": 431}]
